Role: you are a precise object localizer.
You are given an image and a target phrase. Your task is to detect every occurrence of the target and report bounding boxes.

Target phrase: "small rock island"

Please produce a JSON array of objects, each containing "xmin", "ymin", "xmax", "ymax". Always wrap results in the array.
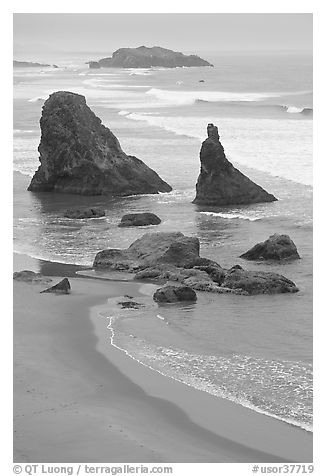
[
  {"xmin": 28, "ymin": 91, "xmax": 172, "ymax": 196},
  {"xmin": 193, "ymin": 124, "xmax": 277, "ymax": 206},
  {"xmin": 88, "ymin": 46, "xmax": 213, "ymax": 69},
  {"xmin": 13, "ymin": 60, "xmax": 58, "ymax": 68}
]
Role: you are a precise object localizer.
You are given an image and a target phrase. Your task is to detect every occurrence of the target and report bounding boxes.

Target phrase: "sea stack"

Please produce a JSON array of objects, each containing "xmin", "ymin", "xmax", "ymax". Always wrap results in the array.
[
  {"xmin": 193, "ymin": 124, "xmax": 277, "ymax": 206},
  {"xmin": 28, "ymin": 91, "xmax": 172, "ymax": 196}
]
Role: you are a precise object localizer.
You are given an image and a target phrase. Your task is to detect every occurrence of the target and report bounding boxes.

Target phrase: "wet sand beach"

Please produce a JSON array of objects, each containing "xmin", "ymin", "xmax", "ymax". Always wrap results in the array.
[{"xmin": 13, "ymin": 257, "xmax": 312, "ymax": 463}]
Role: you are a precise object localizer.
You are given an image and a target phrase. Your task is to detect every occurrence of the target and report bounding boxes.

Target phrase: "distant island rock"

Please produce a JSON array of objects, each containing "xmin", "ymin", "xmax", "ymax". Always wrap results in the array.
[
  {"xmin": 88, "ymin": 46, "xmax": 213, "ymax": 69},
  {"xmin": 28, "ymin": 91, "xmax": 172, "ymax": 196},
  {"xmin": 13, "ymin": 60, "xmax": 58, "ymax": 68},
  {"xmin": 193, "ymin": 124, "xmax": 277, "ymax": 206},
  {"xmin": 240, "ymin": 234, "xmax": 300, "ymax": 261}
]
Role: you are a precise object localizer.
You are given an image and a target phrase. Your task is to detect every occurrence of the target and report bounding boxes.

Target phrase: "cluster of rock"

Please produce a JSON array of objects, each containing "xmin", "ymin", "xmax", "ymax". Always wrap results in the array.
[
  {"xmin": 88, "ymin": 46, "xmax": 213, "ymax": 69},
  {"xmin": 93, "ymin": 232, "xmax": 299, "ymax": 296},
  {"xmin": 193, "ymin": 124, "xmax": 277, "ymax": 206},
  {"xmin": 27, "ymin": 91, "xmax": 172, "ymax": 196}
]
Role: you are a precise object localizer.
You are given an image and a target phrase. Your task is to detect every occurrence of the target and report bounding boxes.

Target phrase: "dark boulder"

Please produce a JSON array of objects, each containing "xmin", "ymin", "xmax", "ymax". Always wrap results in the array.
[
  {"xmin": 222, "ymin": 267, "xmax": 299, "ymax": 295},
  {"xmin": 41, "ymin": 278, "xmax": 71, "ymax": 294},
  {"xmin": 13, "ymin": 270, "xmax": 52, "ymax": 284},
  {"xmin": 193, "ymin": 124, "xmax": 277, "ymax": 206},
  {"xmin": 118, "ymin": 213, "xmax": 161, "ymax": 227},
  {"xmin": 153, "ymin": 285, "xmax": 197, "ymax": 303},
  {"xmin": 240, "ymin": 234, "xmax": 300, "ymax": 261},
  {"xmin": 64, "ymin": 208, "xmax": 105, "ymax": 219},
  {"xmin": 28, "ymin": 91, "xmax": 172, "ymax": 196}
]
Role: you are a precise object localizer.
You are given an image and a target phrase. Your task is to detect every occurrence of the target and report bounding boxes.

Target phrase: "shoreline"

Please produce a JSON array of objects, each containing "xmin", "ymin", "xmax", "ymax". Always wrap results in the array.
[{"xmin": 13, "ymin": 253, "xmax": 313, "ymax": 462}]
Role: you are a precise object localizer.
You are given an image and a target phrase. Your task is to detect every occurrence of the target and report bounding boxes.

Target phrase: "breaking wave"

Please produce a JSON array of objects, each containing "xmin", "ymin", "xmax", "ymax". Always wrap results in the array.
[{"xmin": 145, "ymin": 88, "xmax": 289, "ymax": 106}]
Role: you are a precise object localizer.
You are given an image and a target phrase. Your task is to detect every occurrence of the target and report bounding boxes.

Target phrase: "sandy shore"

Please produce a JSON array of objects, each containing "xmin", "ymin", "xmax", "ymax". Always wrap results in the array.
[{"xmin": 13, "ymin": 259, "xmax": 313, "ymax": 463}]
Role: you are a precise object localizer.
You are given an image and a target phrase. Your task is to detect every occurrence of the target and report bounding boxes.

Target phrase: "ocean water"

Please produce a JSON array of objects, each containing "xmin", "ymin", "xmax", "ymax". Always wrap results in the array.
[{"xmin": 13, "ymin": 52, "xmax": 313, "ymax": 431}]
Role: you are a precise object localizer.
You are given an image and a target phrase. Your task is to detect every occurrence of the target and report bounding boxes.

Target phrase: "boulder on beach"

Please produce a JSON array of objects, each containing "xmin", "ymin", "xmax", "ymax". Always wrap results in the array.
[
  {"xmin": 193, "ymin": 124, "xmax": 277, "ymax": 206},
  {"xmin": 88, "ymin": 46, "xmax": 213, "ymax": 69},
  {"xmin": 240, "ymin": 234, "xmax": 300, "ymax": 261},
  {"xmin": 13, "ymin": 270, "xmax": 52, "ymax": 285},
  {"xmin": 27, "ymin": 91, "xmax": 172, "ymax": 196},
  {"xmin": 222, "ymin": 266, "xmax": 299, "ymax": 295},
  {"xmin": 153, "ymin": 285, "xmax": 197, "ymax": 303},
  {"xmin": 118, "ymin": 212, "xmax": 161, "ymax": 227},
  {"xmin": 64, "ymin": 208, "xmax": 105, "ymax": 219},
  {"xmin": 41, "ymin": 278, "xmax": 71, "ymax": 294}
]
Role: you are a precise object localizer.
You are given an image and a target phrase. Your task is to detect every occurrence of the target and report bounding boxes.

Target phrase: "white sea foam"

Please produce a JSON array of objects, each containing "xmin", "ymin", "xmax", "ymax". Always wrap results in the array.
[
  {"xmin": 13, "ymin": 129, "xmax": 35, "ymax": 134},
  {"xmin": 145, "ymin": 88, "xmax": 285, "ymax": 106},
  {"xmin": 118, "ymin": 110, "xmax": 130, "ymax": 116},
  {"xmin": 286, "ymin": 106, "xmax": 305, "ymax": 114},
  {"xmin": 124, "ymin": 113, "xmax": 313, "ymax": 186},
  {"xmin": 100, "ymin": 303, "xmax": 312, "ymax": 432},
  {"xmin": 200, "ymin": 211, "xmax": 261, "ymax": 221},
  {"xmin": 27, "ymin": 95, "xmax": 48, "ymax": 102}
]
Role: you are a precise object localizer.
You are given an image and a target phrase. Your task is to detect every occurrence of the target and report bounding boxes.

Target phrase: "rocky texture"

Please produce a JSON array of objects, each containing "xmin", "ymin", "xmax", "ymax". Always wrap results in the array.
[
  {"xmin": 118, "ymin": 212, "xmax": 161, "ymax": 227},
  {"xmin": 88, "ymin": 46, "xmax": 213, "ymax": 69},
  {"xmin": 40, "ymin": 278, "xmax": 71, "ymax": 294},
  {"xmin": 13, "ymin": 60, "xmax": 58, "ymax": 68},
  {"xmin": 153, "ymin": 285, "xmax": 197, "ymax": 303},
  {"xmin": 64, "ymin": 208, "xmax": 105, "ymax": 219},
  {"xmin": 13, "ymin": 270, "xmax": 52, "ymax": 285},
  {"xmin": 222, "ymin": 266, "xmax": 298, "ymax": 295},
  {"xmin": 118, "ymin": 301, "xmax": 144, "ymax": 309},
  {"xmin": 27, "ymin": 91, "xmax": 172, "ymax": 196},
  {"xmin": 93, "ymin": 232, "xmax": 200, "ymax": 270},
  {"xmin": 93, "ymin": 231, "xmax": 298, "ymax": 295},
  {"xmin": 240, "ymin": 234, "xmax": 300, "ymax": 261},
  {"xmin": 193, "ymin": 124, "xmax": 277, "ymax": 206}
]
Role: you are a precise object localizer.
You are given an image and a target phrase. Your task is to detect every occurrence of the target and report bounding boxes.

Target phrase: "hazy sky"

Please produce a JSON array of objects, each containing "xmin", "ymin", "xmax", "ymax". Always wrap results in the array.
[{"xmin": 13, "ymin": 13, "xmax": 312, "ymax": 59}]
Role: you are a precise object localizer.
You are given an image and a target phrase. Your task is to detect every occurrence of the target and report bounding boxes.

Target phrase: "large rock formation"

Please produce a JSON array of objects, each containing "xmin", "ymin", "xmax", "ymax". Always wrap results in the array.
[
  {"xmin": 240, "ymin": 234, "xmax": 300, "ymax": 261},
  {"xmin": 88, "ymin": 46, "xmax": 213, "ymax": 69},
  {"xmin": 193, "ymin": 124, "xmax": 277, "ymax": 206},
  {"xmin": 93, "ymin": 232, "xmax": 200, "ymax": 270},
  {"xmin": 118, "ymin": 213, "xmax": 161, "ymax": 227},
  {"xmin": 93, "ymin": 231, "xmax": 298, "ymax": 295},
  {"xmin": 27, "ymin": 91, "xmax": 172, "ymax": 196}
]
